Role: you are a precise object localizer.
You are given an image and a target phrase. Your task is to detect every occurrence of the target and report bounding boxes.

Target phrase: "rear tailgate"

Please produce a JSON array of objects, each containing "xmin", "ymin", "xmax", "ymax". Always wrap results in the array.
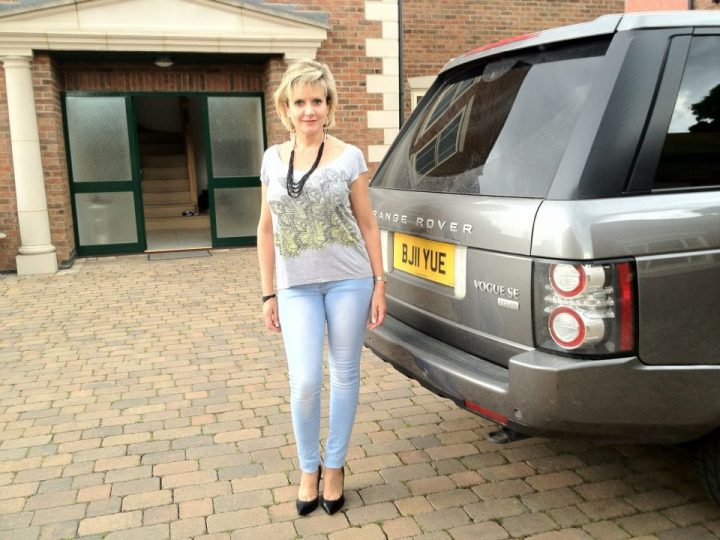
[{"xmin": 372, "ymin": 189, "xmax": 541, "ymax": 367}]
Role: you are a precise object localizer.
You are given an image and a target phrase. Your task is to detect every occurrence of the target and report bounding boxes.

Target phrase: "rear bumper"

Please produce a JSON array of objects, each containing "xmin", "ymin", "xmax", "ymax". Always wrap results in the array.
[{"xmin": 365, "ymin": 315, "xmax": 720, "ymax": 443}]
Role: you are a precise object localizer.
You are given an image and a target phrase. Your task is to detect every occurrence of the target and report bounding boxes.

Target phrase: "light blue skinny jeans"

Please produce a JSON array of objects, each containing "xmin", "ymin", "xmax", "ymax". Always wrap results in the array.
[{"xmin": 278, "ymin": 278, "xmax": 373, "ymax": 473}]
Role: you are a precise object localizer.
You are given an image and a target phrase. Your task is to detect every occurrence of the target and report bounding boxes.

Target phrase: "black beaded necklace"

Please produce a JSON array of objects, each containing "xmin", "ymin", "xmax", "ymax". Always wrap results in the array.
[{"xmin": 286, "ymin": 140, "xmax": 325, "ymax": 198}]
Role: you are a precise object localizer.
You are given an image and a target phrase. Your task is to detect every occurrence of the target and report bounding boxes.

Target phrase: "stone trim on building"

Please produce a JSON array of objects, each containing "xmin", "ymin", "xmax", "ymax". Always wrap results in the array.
[{"xmin": 365, "ymin": 0, "xmax": 399, "ymax": 164}]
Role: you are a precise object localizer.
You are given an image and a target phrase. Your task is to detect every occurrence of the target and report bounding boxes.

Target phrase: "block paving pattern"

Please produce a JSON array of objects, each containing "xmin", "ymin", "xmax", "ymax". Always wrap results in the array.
[{"xmin": 1, "ymin": 249, "xmax": 720, "ymax": 539}]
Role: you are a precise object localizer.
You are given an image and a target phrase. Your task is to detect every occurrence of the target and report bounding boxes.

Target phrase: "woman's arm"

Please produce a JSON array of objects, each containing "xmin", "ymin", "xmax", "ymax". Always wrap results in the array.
[
  {"xmin": 350, "ymin": 172, "xmax": 387, "ymax": 329},
  {"xmin": 257, "ymin": 184, "xmax": 280, "ymax": 332}
]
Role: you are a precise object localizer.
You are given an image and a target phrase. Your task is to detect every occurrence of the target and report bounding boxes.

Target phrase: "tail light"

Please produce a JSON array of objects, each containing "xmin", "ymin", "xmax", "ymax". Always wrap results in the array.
[{"xmin": 533, "ymin": 260, "xmax": 636, "ymax": 356}]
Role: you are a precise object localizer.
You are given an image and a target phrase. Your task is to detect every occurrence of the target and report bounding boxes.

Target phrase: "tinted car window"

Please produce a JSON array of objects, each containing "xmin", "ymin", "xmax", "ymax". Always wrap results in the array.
[
  {"xmin": 655, "ymin": 36, "xmax": 720, "ymax": 190},
  {"xmin": 373, "ymin": 39, "xmax": 609, "ymax": 197}
]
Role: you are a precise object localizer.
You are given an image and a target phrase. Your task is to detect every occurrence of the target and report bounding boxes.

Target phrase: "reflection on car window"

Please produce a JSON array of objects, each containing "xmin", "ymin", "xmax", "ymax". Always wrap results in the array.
[
  {"xmin": 373, "ymin": 39, "xmax": 608, "ymax": 197},
  {"xmin": 655, "ymin": 36, "xmax": 720, "ymax": 190}
]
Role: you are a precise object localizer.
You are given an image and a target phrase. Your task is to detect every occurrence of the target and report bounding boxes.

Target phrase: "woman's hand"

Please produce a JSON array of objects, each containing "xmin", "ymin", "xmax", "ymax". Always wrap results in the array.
[
  {"xmin": 263, "ymin": 297, "xmax": 281, "ymax": 332},
  {"xmin": 367, "ymin": 285, "xmax": 387, "ymax": 329}
]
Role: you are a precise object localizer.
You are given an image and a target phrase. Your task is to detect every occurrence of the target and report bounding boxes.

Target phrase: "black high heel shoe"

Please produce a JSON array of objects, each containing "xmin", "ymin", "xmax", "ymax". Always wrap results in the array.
[
  {"xmin": 321, "ymin": 466, "xmax": 345, "ymax": 515},
  {"xmin": 296, "ymin": 465, "xmax": 322, "ymax": 516}
]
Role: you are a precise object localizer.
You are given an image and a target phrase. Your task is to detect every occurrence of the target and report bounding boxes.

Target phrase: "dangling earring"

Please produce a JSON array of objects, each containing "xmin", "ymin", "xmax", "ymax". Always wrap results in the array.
[{"xmin": 323, "ymin": 122, "xmax": 328, "ymax": 141}]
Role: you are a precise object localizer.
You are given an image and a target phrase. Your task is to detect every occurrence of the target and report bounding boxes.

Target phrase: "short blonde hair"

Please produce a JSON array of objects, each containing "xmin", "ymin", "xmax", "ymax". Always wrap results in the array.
[{"xmin": 273, "ymin": 59, "xmax": 338, "ymax": 132}]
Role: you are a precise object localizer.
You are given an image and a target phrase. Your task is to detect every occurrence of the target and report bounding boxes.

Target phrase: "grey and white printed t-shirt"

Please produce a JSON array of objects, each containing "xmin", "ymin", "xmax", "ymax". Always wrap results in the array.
[{"xmin": 260, "ymin": 143, "xmax": 373, "ymax": 290}]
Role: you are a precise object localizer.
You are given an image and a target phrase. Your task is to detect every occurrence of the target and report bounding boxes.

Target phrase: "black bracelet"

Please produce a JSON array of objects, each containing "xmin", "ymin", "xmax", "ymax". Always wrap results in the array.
[{"xmin": 262, "ymin": 293, "xmax": 276, "ymax": 303}]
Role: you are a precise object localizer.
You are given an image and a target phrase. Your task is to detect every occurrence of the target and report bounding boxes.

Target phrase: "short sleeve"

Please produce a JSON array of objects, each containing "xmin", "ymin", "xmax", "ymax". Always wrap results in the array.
[
  {"xmin": 260, "ymin": 146, "xmax": 275, "ymax": 186},
  {"xmin": 348, "ymin": 145, "xmax": 369, "ymax": 184}
]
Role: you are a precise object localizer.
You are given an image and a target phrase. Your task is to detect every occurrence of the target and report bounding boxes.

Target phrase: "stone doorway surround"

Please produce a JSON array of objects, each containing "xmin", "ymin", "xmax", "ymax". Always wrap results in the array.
[{"xmin": 0, "ymin": 0, "xmax": 328, "ymax": 274}]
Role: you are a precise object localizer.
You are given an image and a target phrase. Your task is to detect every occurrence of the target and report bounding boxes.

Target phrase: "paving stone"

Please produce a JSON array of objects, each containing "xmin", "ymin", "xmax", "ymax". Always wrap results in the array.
[
  {"xmin": 37, "ymin": 477, "xmax": 74, "ymax": 494},
  {"xmin": 472, "ymin": 479, "xmax": 535, "ymax": 500},
  {"xmin": 501, "ymin": 511, "xmax": 558, "ymax": 537},
  {"xmin": 426, "ymin": 488, "xmax": 478, "ymax": 509},
  {"xmin": 24, "ymin": 489, "xmax": 77, "ymax": 510},
  {"xmin": 173, "ymin": 481, "xmax": 232, "ymax": 503},
  {"xmin": 408, "ymin": 475, "xmax": 456, "ymax": 496},
  {"xmin": 328, "ymin": 523, "xmax": 386, "ymax": 540},
  {"xmin": 170, "ymin": 517, "xmax": 206, "ymax": 539},
  {"xmin": 582, "ymin": 520, "xmax": 631, "ymax": 539},
  {"xmin": 578, "ymin": 498, "xmax": 638, "ymax": 520},
  {"xmin": 38, "ymin": 520, "xmax": 79, "ymax": 540},
  {"xmin": 378, "ymin": 517, "xmax": 422, "ymax": 539},
  {"xmin": 546, "ymin": 505, "xmax": 591, "ymax": 528},
  {"xmin": 1, "ymin": 250, "xmax": 719, "ymax": 540},
  {"xmin": 525, "ymin": 528, "xmax": 593, "ymax": 540},
  {"xmin": 522, "ymin": 487, "xmax": 584, "ymax": 512},
  {"xmin": 447, "ymin": 521, "xmax": 509, "ymax": 540},
  {"xmin": 213, "ymin": 490, "xmax": 273, "ymax": 513},
  {"xmin": 104, "ymin": 523, "xmax": 170, "ymax": 540},
  {"xmin": 179, "ymin": 498, "xmax": 214, "ymax": 519},
  {"xmin": 294, "ymin": 512, "xmax": 351, "ymax": 537},
  {"xmin": 395, "ymin": 495, "xmax": 434, "ymax": 516},
  {"xmin": 30, "ymin": 503, "xmax": 87, "ymax": 526},
  {"xmin": 415, "ymin": 508, "xmax": 471, "ymax": 533},
  {"xmin": 205, "ymin": 507, "xmax": 269, "ymax": 533},
  {"xmin": 122, "ymin": 489, "xmax": 173, "ymax": 511},
  {"xmin": 0, "ymin": 511, "xmax": 33, "ymax": 530},
  {"xmin": 616, "ymin": 511, "xmax": 677, "ymax": 536},
  {"xmin": 345, "ymin": 501, "xmax": 399, "ymax": 526},
  {"xmin": 464, "ymin": 497, "xmax": 528, "ymax": 521},
  {"xmin": 143, "ymin": 504, "xmax": 178, "ymax": 525},
  {"xmin": 86, "ymin": 497, "xmax": 122, "ymax": 518},
  {"xmin": 0, "ymin": 527, "xmax": 41, "ymax": 540}
]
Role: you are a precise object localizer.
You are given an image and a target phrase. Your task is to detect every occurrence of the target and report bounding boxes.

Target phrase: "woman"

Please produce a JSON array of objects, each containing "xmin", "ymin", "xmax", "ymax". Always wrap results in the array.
[{"xmin": 256, "ymin": 58, "xmax": 387, "ymax": 516}]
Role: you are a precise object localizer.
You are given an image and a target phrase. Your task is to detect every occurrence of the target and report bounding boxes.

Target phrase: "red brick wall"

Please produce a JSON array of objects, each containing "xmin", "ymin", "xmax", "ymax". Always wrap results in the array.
[
  {"xmin": 264, "ymin": 57, "xmax": 288, "ymax": 150},
  {"xmin": 626, "ymin": 0, "xmax": 688, "ymax": 10},
  {"xmin": 695, "ymin": 0, "xmax": 720, "ymax": 8},
  {"xmin": 0, "ymin": 64, "xmax": 15, "ymax": 273},
  {"xmin": 60, "ymin": 61, "xmax": 266, "ymax": 92},
  {"xmin": 401, "ymin": 0, "xmax": 626, "ymax": 118},
  {"xmin": 264, "ymin": 0, "xmax": 384, "ymax": 156},
  {"xmin": 626, "ymin": 0, "xmax": 720, "ymax": 9},
  {"xmin": 38, "ymin": 55, "xmax": 74, "ymax": 268}
]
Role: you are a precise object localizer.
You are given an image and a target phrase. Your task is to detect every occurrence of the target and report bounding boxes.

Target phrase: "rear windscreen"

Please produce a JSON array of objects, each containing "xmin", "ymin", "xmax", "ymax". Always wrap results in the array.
[{"xmin": 373, "ymin": 39, "xmax": 609, "ymax": 197}]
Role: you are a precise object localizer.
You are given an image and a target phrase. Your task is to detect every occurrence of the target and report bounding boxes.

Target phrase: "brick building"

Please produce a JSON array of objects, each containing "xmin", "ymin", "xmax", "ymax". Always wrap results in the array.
[{"xmin": 1, "ymin": 0, "xmax": 714, "ymax": 274}]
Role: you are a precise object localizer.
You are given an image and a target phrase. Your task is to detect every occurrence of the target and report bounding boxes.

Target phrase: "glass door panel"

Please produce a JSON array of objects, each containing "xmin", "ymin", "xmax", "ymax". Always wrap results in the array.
[
  {"xmin": 75, "ymin": 192, "xmax": 139, "ymax": 245},
  {"xmin": 66, "ymin": 97, "xmax": 133, "ymax": 182},
  {"xmin": 64, "ymin": 95, "xmax": 144, "ymax": 255},
  {"xmin": 214, "ymin": 186, "xmax": 261, "ymax": 239},
  {"xmin": 205, "ymin": 95, "xmax": 265, "ymax": 246}
]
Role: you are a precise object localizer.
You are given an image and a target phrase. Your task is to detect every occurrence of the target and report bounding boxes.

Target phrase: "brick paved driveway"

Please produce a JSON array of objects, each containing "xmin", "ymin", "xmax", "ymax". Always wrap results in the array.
[{"xmin": 1, "ymin": 249, "xmax": 720, "ymax": 540}]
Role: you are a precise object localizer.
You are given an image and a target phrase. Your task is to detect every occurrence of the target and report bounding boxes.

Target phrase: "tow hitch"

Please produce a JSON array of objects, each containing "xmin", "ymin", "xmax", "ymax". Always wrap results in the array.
[{"xmin": 487, "ymin": 427, "xmax": 529, "ymax": 444}]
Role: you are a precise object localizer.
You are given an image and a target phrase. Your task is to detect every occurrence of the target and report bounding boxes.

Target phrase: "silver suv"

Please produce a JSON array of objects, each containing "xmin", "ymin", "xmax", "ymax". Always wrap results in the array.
[{"xmin": 366, "ymin": 11, "xmax": 720, "ymax": 501}]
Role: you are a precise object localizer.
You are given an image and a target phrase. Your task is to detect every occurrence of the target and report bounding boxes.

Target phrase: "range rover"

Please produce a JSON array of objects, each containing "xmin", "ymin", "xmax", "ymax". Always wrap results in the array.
[{"xmin": 366, "ymin": 11, "xmax": 720, "ymax": 501}]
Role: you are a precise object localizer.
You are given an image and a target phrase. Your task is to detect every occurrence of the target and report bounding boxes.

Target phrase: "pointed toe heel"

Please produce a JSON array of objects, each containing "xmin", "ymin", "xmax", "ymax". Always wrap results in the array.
[
  {"xmin": 296, "ymin": 496, "xmax": 319, "ymax": 516},
  {"xmin": 321, "ymin": 493, "xmax": 345, "ymax": 515},
  {"xmin": 296, "ymin": 465, "xmax": 322, "ymax": 516},
  {"xmin": 320, "ymin": 466, "xmax": 345, "ymax": 515}
]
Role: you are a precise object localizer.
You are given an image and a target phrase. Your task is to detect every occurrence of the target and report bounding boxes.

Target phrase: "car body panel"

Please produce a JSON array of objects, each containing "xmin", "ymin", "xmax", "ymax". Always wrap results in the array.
[{"xmin": 366, "ymin": 12, "xmax": 720, "ymax": 442}]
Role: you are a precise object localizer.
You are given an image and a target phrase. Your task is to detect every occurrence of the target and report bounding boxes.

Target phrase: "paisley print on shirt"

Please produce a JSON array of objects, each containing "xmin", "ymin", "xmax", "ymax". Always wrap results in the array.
[{"xmin": 269, "ymin": 168, "xmax": 363, "ymax": 258}]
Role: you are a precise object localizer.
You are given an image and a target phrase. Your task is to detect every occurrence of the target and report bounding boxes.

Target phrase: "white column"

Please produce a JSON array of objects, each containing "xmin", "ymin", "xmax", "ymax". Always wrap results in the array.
[
  {"xmin": 2, "ymin": 55, "xmax": 57, "ymax": 275},
  {"xmin": 365, "ymin": 0, "xmax": 400, "ymax": 164}
]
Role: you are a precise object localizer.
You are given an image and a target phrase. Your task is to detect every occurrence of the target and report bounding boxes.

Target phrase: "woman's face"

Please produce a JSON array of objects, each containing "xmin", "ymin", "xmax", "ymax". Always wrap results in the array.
[{"xmin": 286, "ymin": 83, "xmax": 329, "ymax": 140}]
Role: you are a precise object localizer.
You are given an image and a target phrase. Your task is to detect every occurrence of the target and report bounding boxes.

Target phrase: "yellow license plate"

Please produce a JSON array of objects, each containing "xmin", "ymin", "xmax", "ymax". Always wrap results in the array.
[{"xmin": 393, "ymin": 233, "xmax": 455, "ymax": 286}]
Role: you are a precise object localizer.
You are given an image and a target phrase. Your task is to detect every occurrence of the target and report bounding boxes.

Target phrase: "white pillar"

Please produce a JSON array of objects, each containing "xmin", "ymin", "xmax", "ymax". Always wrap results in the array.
[{"xmin": 2, "ymin": 55, "xmax": 57, "ymax": 275}]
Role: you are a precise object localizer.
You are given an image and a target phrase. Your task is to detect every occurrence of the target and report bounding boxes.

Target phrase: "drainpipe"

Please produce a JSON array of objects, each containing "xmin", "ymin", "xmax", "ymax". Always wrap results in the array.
[
  {"xmin": 398, "ymin": 0, "xmax": 404, "ymax": 128},
  {"xmin": 688, "ymin": 0, "xmax": 692, "ymax": 9}
]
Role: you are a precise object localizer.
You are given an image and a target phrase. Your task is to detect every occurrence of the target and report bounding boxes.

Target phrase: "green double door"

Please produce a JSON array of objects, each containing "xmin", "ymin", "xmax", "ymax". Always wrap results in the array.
[{"xmin": 64, "ymin": 93, "xmax": 265, "ymax": 255}]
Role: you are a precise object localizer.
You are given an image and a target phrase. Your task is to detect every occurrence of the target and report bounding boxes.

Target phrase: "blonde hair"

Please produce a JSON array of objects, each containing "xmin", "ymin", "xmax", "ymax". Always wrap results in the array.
[{"xmin": 273, "ymin": 59, "xmax": 338, "ymax": 132}]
